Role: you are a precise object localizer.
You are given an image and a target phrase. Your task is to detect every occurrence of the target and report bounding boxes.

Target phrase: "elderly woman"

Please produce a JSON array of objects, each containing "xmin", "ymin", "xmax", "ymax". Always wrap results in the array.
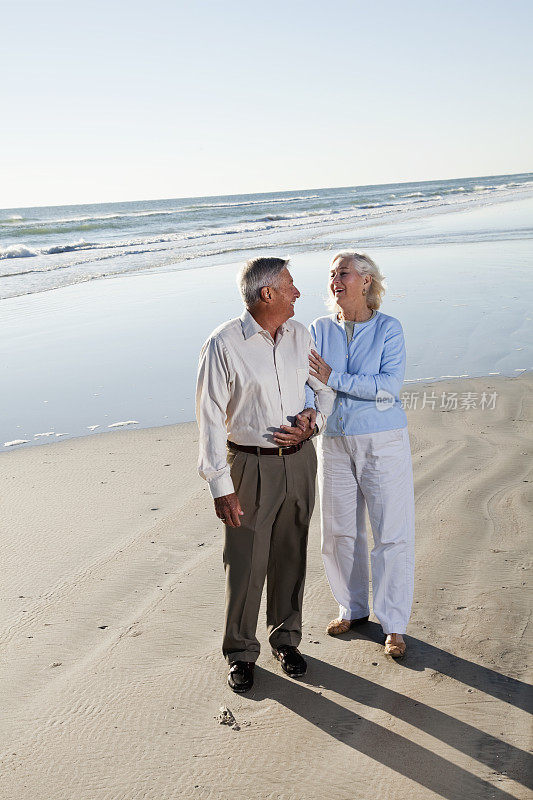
[{"xmin": 308, "ymin": 251, "xmax": 415, "ymax": 657}]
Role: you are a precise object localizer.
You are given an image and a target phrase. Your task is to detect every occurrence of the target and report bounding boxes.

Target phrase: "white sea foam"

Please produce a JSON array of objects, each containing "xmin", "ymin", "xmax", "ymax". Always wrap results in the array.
[
  {"xmin": 0, "ymin": 244, "xmax": 39, "ymax": 259},
  {"xmin": 186, "ymin": 194, "xmax": 321, "ymax": 211},
  {"xmin": 0, "ymin": 239, "xmax": 94, "ymax": 261},
  {"xmin": 4, "ymin": 439, "xmax": 29, "ymax": 446},
  {"xmin": 107, "ymin": 420, "xmax": 139, "ymax": 427},
  {"xmin": 44, "ymin": 239, "xmax": 89, "ymax": 254}
]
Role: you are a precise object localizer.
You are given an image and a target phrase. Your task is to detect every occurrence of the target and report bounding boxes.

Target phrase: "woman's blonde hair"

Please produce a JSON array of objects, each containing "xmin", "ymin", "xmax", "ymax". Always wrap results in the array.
[{"xmin": 326, "ymin": 251, "xmax": 385, "ymax": 313}]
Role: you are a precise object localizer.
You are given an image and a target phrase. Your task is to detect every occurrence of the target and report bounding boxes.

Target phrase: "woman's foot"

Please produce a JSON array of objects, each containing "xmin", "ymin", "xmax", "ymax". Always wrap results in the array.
[
  {"xmin": 384, "ymin": 633, "xmax": 406, "ymax": 657},
  {"xmin": 326, "ymin": 615, "xmax": 369, "ymax": 636}
]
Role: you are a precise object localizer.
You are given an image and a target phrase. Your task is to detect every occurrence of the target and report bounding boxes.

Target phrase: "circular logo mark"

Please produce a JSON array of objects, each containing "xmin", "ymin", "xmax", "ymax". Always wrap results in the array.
[{"xmin": 375, "ymin": 389, "xmax": 395, "ymax": 412}]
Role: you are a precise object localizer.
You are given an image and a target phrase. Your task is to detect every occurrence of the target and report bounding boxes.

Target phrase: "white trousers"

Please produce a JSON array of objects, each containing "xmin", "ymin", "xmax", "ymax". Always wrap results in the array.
[{"xmin": 317, "ymin": 428, "xmax": 415, "ymax": 635}]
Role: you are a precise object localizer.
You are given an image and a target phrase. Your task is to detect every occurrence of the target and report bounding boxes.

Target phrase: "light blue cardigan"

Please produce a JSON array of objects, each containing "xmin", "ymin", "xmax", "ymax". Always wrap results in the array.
[{"xmin": 310, "ymin": 311, "xmax": 408, "ymax": 436}]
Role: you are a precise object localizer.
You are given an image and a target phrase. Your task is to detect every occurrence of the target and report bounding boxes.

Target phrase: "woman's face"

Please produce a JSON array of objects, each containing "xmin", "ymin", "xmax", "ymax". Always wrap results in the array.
[{"xmin": 329, "ymin": 257, "xmax": 367, "ymax": 305}]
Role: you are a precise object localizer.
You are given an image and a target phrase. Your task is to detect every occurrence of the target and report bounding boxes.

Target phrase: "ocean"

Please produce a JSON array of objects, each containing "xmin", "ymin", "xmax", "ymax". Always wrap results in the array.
[
  {"xmin": 1, "ymin": 173, "xmax": 532, "ymax": 301},
  {"xmin": 1, "ymin": 174, "xmax": 532, "ymax": 449}
]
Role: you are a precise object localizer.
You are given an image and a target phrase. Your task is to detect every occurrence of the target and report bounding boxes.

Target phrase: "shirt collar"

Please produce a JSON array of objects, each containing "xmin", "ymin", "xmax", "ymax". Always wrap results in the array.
[
  {"xmin": 333, "ymin": 310, "xmax": 377, "ymax": 327},
  {"xmin": 240, "ymin": 309, "xmax": 290, "ymax": 341},
  {"xmin": 240, "ymin": 309, "xmax": 263, "ymax": 340}
]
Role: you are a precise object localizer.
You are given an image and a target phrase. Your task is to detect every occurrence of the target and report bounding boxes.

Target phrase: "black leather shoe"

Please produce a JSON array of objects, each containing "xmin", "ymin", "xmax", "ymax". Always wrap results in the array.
[
  {"xmin": 227, "ymin": 661, "xmax": 255, "ymax": 693},
  {"xmin": 271, "ymin": 645, "xmax": 307, "ymax": 677}
]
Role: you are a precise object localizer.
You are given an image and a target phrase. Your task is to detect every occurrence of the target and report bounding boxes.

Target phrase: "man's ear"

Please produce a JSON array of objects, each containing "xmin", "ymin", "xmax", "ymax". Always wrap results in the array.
[{"xmin": 260, "ymin": 286, "xmax": 272, "ymax": 303}]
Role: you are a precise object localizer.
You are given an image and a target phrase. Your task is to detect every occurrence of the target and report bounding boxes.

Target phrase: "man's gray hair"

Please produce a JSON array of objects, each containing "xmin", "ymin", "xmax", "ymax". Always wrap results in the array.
[{"xmin": 238, "ymin": 257, "xmax": 289, "ymax": 308}]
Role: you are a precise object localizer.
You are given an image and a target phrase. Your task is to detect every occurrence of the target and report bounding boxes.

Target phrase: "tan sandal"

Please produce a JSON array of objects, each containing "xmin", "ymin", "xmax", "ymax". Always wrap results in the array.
[
  {"xmin": 326, "ymin": 615, "xmax": 369, "ymax": 636},
  {"xmin": 384, "ymin": 634, "xmax": 406, "ymax": 658},
  {"xmin": 326, "ymin": 618, "xmax": 351, "ymax": 635}
]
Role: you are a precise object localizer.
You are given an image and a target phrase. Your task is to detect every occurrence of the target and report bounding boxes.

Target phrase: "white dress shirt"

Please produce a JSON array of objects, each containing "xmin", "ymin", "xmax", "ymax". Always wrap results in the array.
[{"xmin": 196, "ymin": 309, "xmax": 335, "ymax": 498}]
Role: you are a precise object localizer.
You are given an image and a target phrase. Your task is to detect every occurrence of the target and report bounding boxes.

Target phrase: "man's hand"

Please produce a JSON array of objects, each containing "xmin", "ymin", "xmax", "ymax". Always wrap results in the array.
[
  {"xmin": 295, "ymin": 407, "xmax": 316, "ymax": 434},
  {"xmin": 214, "ymin": 492, "xmax": 244, "ymax": 528}
]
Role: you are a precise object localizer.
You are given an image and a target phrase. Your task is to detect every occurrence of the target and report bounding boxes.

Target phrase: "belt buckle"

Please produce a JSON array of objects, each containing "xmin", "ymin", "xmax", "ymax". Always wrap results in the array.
[{"xmin": 278, "ymin": 446, "xmax": 283, "ymax": 456}]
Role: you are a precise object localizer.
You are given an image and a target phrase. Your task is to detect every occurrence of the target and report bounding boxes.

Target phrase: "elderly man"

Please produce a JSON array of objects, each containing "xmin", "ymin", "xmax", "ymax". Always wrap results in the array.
[{"xmin": 196, "ymin": 257, "xmax": 334, "ymax": 692}]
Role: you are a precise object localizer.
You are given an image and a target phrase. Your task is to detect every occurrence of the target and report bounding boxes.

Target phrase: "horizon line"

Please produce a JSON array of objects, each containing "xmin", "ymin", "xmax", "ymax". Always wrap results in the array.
[{"xmin": 1, "ymin": 169, "xmax": 532, "ymax": 213}]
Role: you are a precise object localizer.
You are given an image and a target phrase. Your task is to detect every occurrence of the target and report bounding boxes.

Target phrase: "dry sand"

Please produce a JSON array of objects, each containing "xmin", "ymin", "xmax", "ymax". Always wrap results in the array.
[{"xmin": 1, "ymin": 374, "xmax": 531, "ymax": 800}]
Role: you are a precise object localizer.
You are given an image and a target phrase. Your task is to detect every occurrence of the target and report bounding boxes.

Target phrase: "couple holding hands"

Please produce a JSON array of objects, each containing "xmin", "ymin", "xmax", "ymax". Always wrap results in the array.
[{"xmin": 196, "ymin": 253, "xmax": 415, "ymax": 692}]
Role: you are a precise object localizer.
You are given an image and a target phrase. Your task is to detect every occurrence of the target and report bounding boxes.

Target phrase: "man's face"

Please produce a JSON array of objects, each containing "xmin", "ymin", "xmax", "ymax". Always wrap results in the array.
[{"xmin": 270, "ymin": 267, "xmax": 300, "ymax": 320}]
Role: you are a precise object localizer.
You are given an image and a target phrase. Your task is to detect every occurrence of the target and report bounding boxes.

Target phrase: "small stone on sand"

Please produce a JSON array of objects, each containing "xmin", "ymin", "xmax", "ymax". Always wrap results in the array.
[{"xmin": 215, "ymin": 706, "xmax": 236, "ymax": 726}]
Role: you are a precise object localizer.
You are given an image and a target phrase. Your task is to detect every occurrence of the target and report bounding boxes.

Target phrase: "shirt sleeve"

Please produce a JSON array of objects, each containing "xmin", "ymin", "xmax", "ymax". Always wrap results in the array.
[
  {"xmin": 326, "ymin": 321, "xmax": 406, "ymax": 400},
  {"xmin": 195, "ymin": 335, "xmax": 235, "ymax": 499},
  {"xmin": 304, "ymin": 381, "xmax": 316, "ymax": 411},
  {"xmin": 305, "ymin": 328, "xmax": 335, "ymax": 429}
]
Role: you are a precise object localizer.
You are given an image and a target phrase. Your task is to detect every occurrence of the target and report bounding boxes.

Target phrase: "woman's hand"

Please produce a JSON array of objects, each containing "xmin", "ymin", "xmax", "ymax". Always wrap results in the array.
[
  {"xmin": 309, "ymin": 349, "xmax": 332, "ymax": 385},
  {"xmin": 295, "ymin": 407, "xmax": 317, "ymax": 434}
]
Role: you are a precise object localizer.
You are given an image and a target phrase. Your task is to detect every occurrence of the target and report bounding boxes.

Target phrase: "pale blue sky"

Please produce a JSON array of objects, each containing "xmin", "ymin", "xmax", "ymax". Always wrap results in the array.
[{"xmin": 2, "ymin": 0, "xmax": 532, "ymax": 208}]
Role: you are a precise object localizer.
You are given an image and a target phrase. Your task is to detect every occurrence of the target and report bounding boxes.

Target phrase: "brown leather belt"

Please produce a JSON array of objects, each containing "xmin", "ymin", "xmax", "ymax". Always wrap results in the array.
[{"xmin": 227, "ymin": 440, "xmax": 304, "ymax": 457}]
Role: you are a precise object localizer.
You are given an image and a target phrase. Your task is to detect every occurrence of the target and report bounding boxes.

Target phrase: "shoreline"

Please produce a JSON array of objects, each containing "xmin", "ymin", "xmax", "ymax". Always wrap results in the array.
[
  {"xmin": 1, "ymin": 372, "xmax": 531, "ymax": 799},
  {"xmin": 3, "ymin": 371, "xmax": 531, "ymax": 451}
]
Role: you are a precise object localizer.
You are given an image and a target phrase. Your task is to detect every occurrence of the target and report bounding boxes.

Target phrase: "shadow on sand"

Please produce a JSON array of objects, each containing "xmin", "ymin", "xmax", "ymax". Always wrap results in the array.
[{"xmin": 240, "ymin": 626, "xmax": 531, "ymax": 800}]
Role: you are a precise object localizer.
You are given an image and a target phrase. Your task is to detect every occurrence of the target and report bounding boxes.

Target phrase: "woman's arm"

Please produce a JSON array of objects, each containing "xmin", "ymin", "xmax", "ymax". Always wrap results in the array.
[{"xmin": 311, "ymin": 322, "xmax": 406, "ymax": 400}]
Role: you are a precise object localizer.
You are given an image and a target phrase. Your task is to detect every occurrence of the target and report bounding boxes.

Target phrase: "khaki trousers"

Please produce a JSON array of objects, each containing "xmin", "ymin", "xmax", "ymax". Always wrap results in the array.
[{"xmin": 222, "ymin": 440, "xmax": 317, "ymax": 663}]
